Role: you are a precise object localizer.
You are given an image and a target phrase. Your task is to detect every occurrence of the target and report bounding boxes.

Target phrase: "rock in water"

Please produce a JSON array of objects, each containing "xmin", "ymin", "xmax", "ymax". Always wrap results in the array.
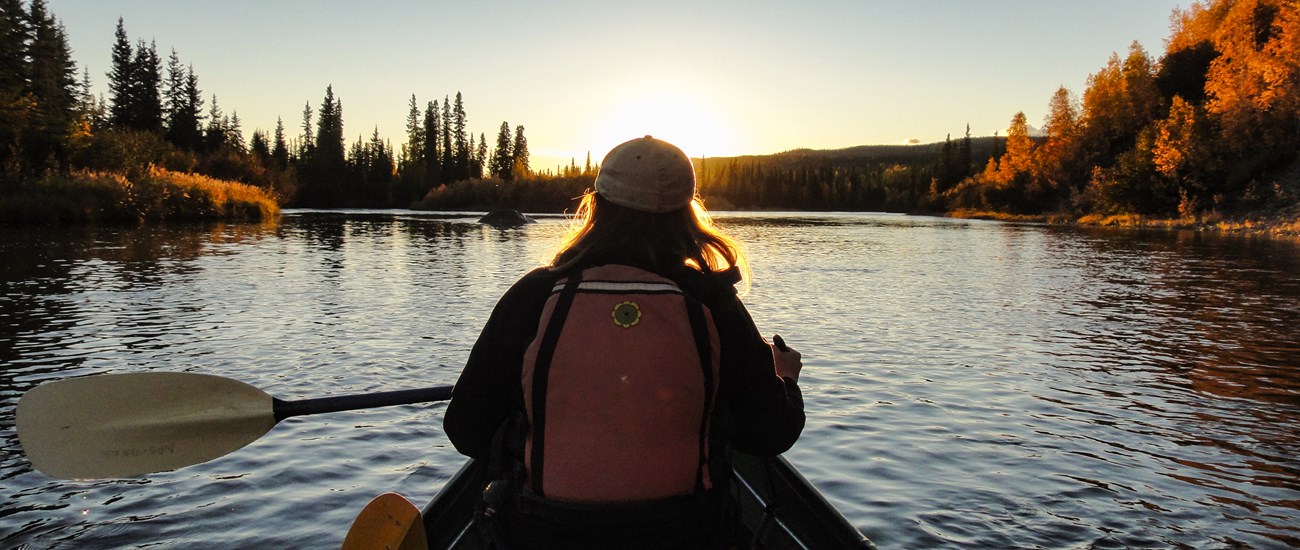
[{"xmin": 478, "ymin": 209, "xmax": 535, "ymax": 228}]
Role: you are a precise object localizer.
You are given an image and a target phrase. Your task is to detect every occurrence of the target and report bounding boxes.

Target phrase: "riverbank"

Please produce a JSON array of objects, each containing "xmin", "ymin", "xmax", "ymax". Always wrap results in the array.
[
  {"xmin": 949, "ymin": 208, "xmax": 1300, "ymax": 238},
  {"xmin": 0, "ymin": 167, "xmax": 279, "ymax": 224}
]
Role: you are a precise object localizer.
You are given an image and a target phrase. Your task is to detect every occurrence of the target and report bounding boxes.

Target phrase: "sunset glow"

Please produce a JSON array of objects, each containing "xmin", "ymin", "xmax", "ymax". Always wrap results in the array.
[{"xmin": 587, "ymin": 91, "xmax": 746, "ymax": 161}]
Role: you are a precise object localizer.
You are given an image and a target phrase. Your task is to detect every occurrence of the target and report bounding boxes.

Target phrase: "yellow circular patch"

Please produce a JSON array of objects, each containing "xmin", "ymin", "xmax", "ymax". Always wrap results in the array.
[{"xmin": 612, "ymin": 301, "xmax": 641, "ymax": 328}]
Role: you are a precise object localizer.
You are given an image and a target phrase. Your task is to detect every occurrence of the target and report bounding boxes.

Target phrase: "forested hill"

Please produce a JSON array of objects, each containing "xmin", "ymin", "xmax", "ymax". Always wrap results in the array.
[{"xmin": 694, "ymin": 135, "xmax": 1004, "ymax": 212}]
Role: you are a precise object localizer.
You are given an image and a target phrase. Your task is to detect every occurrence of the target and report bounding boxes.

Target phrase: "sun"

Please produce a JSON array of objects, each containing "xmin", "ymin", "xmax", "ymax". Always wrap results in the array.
[{"xmin": 589, "ymin": 91, "xmax": 745, "ymax": 160}]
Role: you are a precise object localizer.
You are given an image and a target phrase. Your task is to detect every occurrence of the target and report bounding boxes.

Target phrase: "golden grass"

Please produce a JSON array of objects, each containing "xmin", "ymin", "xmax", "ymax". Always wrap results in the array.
[{"xmin": 2, "ymin": 166, "xmax": 279, "ymax": 224}]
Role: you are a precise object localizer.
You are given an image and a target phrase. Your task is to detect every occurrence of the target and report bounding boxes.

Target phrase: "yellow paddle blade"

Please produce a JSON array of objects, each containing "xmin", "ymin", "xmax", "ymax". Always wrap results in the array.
[
  {"xmin": 16, "ymin": 372, "xmax": 276, "ymax": 479},
  {"xmin": 341, "ymin": 492, "xmax": 428, "ymax": 550}
]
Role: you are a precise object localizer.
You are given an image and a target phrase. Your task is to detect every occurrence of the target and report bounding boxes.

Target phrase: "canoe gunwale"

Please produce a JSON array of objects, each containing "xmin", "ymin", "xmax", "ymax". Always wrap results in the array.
[{"xmin": 420, "ymin": 452, "xmax": 875, "ymax": 550}]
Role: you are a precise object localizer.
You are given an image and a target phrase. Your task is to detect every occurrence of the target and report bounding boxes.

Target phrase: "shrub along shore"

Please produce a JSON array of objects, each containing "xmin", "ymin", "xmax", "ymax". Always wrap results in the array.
[{"xmin": 0, "ymin": 167, "xmax": 279, "ymax": 224}]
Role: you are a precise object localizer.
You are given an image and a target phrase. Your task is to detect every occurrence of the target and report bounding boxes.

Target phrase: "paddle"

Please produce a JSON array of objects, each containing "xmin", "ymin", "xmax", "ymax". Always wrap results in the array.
[
  {"xmin": 16, "ymin": 372, "xmax": 452, "ymax": 480},
  {"xmin": 341, "ymin": 492, "xmax": 429, "ymax": 550}
]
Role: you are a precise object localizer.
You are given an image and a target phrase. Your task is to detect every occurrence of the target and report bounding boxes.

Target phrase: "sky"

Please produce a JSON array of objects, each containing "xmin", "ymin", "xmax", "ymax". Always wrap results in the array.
[{"xmin": 47, "ymin": 0, "xmax": 1189, "ymax": 171}]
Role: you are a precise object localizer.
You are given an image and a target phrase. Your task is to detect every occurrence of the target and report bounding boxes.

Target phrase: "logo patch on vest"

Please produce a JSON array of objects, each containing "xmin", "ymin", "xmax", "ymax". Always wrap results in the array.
[{"xmin": 612, "ymin": 301, "xmax": 642, "ymax": 328}]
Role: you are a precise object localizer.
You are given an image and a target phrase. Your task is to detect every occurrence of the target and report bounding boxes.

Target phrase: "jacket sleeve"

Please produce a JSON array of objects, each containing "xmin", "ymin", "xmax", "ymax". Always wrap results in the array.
[
  {"xmin": 712, "ymin": 293, "xmax": 806, "ymax": 456},
  {"xmin": 444, "ymin": 270, "xmax": 551, "ymax": 459}
]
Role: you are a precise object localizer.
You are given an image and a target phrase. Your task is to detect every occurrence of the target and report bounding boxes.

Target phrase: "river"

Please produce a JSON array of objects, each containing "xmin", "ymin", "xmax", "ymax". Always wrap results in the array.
[{"xmin": 2, "ymin": 210, "xmax": 1298, "ymax": 548}]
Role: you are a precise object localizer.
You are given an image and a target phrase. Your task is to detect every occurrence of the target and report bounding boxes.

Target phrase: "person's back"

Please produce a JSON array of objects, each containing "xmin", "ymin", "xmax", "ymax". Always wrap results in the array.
[{"xmin": 444, "ymin": 136, "xmax": 805, "ymax": 549}]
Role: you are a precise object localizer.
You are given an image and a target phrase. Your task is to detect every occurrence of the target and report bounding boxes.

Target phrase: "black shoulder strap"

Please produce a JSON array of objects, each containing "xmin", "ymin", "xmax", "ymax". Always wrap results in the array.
[
  {"xmin": 527, "ymin": 273, "xmax": 583, "ymax": 496},
  {"xmin": 684, "ymin": 297, "xmax": 716, "ymax": 494}
]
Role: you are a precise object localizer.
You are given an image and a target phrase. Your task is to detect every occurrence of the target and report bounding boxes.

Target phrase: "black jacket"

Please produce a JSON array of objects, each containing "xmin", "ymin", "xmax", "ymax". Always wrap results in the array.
[{"xmin": 444, "ymin": 263, "xmax": 805, "ymax": 465}]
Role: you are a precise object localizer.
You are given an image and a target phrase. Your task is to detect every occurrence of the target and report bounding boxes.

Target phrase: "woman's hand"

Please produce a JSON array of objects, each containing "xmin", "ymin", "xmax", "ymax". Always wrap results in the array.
[{"xmin": 771, "ymin": 334, "xmax": 803, "ymax": 383}]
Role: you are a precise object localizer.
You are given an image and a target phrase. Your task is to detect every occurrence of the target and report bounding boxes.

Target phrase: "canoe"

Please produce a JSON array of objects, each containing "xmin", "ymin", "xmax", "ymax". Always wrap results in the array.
[{"xmin": 420, "ymin": 451, "xmax": 877, "ymax": 549}]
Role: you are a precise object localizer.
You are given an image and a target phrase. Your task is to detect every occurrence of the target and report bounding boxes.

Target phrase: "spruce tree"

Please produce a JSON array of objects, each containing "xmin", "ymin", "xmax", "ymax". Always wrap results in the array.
[
  {"xmin": 106, "ymin": 18, "xmax": 133, "ymax": 129},
  {"xmin": 163, "ymin": 49, "xmax": 186, "ymax": 145},
  {"xmin": 178, "ymin": 64, "xmax": 204, "ymax": 149},
  {"xmin": 272, "ymin": 116, "xmax": 288, "ymax": 167},
  {"xmin": 23, "ymin": 0, "xmax": 78, "ymax": 170},
  {"xmin": 452, "ymin": 91, "xmax": 467, "ymax": 179},
  {"xmin": 440, "ymin": 96, "xmax": 451, "ymax": 179},
  {"xmin": 512, "ymin": 124, "xmax": 530, "ymax": 177},
  {"xmin": 422, "ymin": 99, "xmax": 440, "ymax": 182},
  {"xmin": 475, "ymin": 132, "xmax": 487, "ymax": 179},
  {"xmin": 128, "ymin": 39, "xmax": 162, "ymax": 132},
  {"xmin": 492, "ymin": 121, "xmax": 513, "ymax": 180},
  {"xmin": 205, "ymin": 94, "xmax": 224, "ymax": 150},
  {"xmin": 404, "ymin": 93, "xmax": 422, "ymax": 165}
]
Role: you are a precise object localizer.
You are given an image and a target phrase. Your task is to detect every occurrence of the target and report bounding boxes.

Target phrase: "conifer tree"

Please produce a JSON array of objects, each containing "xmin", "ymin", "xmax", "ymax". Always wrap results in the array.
[
  {"xmin": 422, "ymin": 99, "xmax": 441, "ymax": 180},
  {"xmin": 492, "ymin": 121, "xmax": 513, "ymax": 180},
  {"xmin": 272, "ymin": 116, "xmax": 289, "ymax": 167},
  {"xmin": 299, "ymin": 101, "xmax": 314, "ymax": 153},
  {"xmin": 180, "ymin": 64, "xmax": 203, "ymax": 146},
  {"xmin": 22, "ymin": 0, "xmax": 78, "ymax": 170},
  {"xmin": 404, "ymin": 93, "xmax": 422, "ymax": 165},
  {"xmin": 205, "ymin": 94, "xmax": 224, "ymax": 150},
  {"xmin": 512, "ymin": 124, "xmax": 530, "ymax": 177},
  {"xmin": 249, "ymin": 129, "xmax": 269, "ymax": 161},
  {"xmin": 475, "ymin": 131, "xmax": 487, "ymax": 179},
  {"xmin": 1, "ymin": 0, "xmax": 30, "ymax": 170},
  {"xmin": 452, "ymin": 91, "xmax": 467, "ymax": 179},
  {"xmin": 228, "ymin": 111, "xmax": 244, "ymax": 151},
  {"xmin": 440, "ymin": 96, "xmax": 452, "ymax": 178},
  {"xmin": 128, "ymin": 39, "xmax": 162, "ymax": 132},
  {"xmin": 106, "ymin": 17, "xmax": 133, "ymax": 129}
]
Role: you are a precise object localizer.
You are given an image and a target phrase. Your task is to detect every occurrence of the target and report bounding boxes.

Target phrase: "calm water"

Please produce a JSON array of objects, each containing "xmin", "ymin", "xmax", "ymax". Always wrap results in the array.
[{"xmin": 2, "ymin": 211, "xmax": 1299, "ymax": 549}]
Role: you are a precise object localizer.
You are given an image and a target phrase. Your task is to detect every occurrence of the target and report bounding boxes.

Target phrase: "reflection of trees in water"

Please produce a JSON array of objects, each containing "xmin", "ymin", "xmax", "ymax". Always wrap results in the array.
[
  {"xmin": 1060, "ymin": 227, "xmax": 1300, "ymax": 499},
  {"xmin": 1065, "ymin": 227, "xmax": 1300, "ymax": 406},
  {"xmin": 0, "ymin": 223, "xmax": 277, "ymax": 386}
]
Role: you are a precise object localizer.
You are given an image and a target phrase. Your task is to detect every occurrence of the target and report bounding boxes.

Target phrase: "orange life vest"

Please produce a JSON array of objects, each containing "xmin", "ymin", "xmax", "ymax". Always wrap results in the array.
[{"xmin": 520, "ymin": 264, "xmax": 721, "ymax": 503}]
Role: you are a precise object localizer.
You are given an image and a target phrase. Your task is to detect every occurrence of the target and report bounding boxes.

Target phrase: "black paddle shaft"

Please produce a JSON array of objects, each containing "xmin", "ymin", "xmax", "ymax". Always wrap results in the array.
[{"xmin": 272, "ymin": 386, "xmax": 453, "ymax": 421}]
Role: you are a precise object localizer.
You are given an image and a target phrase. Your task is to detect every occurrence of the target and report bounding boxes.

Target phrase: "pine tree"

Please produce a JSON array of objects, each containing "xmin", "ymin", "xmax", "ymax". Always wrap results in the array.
[
  {"xmin": 440, "ymin": 96, "xmax": 452, "ymax": 179},
  {"xmin": 106, "ymin": 17, "xmax": 133, "ymax": 129},
  {"xmin": 205, "ymin": 94, "xmax": 224, "ymax": 150},
  {"xmin": 0, "ymin": 0, "xmax": 26, "ymax": 178},
  {"xmin": 299, "ymin": 101, "xmax": 313, "ymax": 153},
  {"xmin": 228, "ymin": 111, "xmax": 244, "ymax": 151},
  {"xmin": 175, "ymin": 64, "xmax": 203, "ymax": 149},
  {"xmin": 128, "ymin": 39, "xmax": 162, "ymax": 132},
  {"xmin": 491, "ymin": 121, "xmax": 513, "ymax": 180},
  {"xmin": 474, "ymin": 131, "xmax": 487, "ymax": 179},
  {"xmin": 163, "ymin": 49, "xmax": 186, "ymax": 145},
  {"xmin": 422, "ymin": 99, "xmax": 441, "ymax": 180},
  {"xmin": 452, "ymin": 91, "xmax": 467, "ymax": 179},
  {"xmin": 512, "ymin": 124, "xmax": 530, "ymax": 177},
  {"xmin": 23, "ymin": 0, "xmax": 79, "ymax": 169},
  {"xmin": 404, "ymin": 93, "xmax": 422, "ymax": 165},
  {"xmin": 249, "ymin": 129, "xmax": 270, "ymax": 161},
  {"xmin": 272, "ymin": 116, "xmax": 289, "ymax": 167}
]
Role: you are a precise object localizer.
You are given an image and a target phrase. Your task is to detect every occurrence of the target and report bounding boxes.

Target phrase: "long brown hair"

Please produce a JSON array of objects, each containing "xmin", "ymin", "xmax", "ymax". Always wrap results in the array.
[{"xmin": 550, "ymin": 192, "xmax": 750, "ymax": 291}]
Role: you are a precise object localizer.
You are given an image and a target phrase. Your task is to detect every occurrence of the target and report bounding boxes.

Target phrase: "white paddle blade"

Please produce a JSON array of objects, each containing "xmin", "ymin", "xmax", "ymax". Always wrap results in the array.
[{"xmin": 16, "ymin": 372, "xmax": 276, "ymax": 479}]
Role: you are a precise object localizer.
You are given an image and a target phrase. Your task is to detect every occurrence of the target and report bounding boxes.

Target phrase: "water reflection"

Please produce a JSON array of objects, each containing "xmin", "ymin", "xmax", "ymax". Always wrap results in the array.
[{"xmin": 1, "ymin": 212, "xmax": 1298, "ymax": 548}]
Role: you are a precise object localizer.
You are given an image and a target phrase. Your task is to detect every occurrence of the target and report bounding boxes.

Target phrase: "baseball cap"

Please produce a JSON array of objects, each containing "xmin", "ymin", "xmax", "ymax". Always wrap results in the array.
[{"xmin": 594, "ymin": 136, "xmax": 696, "ymax": 213}]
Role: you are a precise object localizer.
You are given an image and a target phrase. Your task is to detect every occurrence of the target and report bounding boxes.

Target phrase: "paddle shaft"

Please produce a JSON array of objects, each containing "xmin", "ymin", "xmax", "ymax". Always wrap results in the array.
[{"xmin": 273, "ymin": 386, "xmax": 453, "ymax": 421}]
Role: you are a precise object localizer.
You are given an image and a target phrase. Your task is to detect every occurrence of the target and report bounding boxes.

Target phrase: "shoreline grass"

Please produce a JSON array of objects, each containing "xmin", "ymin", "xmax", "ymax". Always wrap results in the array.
[
  {"xmin": 1, "ymin": 167, "xmax": 279, "ymax": 224},
  {"xmin": 948, "ymin": 208, "xmax": 1300, "ymax": 237}
]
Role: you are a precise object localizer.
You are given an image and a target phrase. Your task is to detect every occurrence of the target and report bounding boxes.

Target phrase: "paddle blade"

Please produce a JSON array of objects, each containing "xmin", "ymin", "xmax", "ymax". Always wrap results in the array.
[
  {"xmin": 341, "ymin": 492, "xmax": 429, "ymax": 550},
  {"xmin": 16, "ymin": 372, "xmax": 276, "ymax": 479}
]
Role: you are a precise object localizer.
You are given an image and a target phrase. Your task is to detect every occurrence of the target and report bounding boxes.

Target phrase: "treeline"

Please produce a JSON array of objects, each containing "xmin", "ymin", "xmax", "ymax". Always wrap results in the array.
[
  {"xmin": 948, "ymin": 0, "xmax": 1299, "ymax": 220},
  {"xmin": 697, "ymin": 0, "xmax": 1298, "ymax": 221},
  {"xmin": 1, "ymin": 2, "xmax": 535, "ymax": 211},
  {"xmin": 695, "ymin": 132, "xmax": 1000, "ymax": 212}
]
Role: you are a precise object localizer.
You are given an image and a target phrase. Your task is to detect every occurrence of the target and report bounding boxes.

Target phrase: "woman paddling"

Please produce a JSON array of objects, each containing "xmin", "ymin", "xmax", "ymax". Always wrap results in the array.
[{"xmin": 444, "ymin": 135, "xmax": 805, "ymax": 549}]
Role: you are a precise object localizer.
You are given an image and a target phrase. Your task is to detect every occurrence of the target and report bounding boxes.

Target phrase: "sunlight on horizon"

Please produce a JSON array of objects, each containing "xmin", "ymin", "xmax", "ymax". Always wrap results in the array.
[{"xmin": 586, "ymin": 91, "xmax": 747, "ymax": 161}]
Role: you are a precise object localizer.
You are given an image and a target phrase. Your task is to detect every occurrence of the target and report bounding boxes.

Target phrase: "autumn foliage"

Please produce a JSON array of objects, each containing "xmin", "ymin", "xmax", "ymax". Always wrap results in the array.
[{"xmin": 946, "ymin": 0, "xmax": 1300, "ymax": 222}]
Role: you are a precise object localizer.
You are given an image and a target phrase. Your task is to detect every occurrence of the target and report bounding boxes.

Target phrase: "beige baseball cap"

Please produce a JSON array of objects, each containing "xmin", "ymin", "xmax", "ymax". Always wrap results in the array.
[{"xmin": 594, "ymin": 136, "xmax": 696, "ymax": 213}]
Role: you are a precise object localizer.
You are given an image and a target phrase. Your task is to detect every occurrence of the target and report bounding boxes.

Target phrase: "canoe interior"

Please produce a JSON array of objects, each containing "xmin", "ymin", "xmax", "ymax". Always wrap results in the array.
[{"xmin": 421, "ymin": 452, "xmax": 876, "ymax": 550}]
